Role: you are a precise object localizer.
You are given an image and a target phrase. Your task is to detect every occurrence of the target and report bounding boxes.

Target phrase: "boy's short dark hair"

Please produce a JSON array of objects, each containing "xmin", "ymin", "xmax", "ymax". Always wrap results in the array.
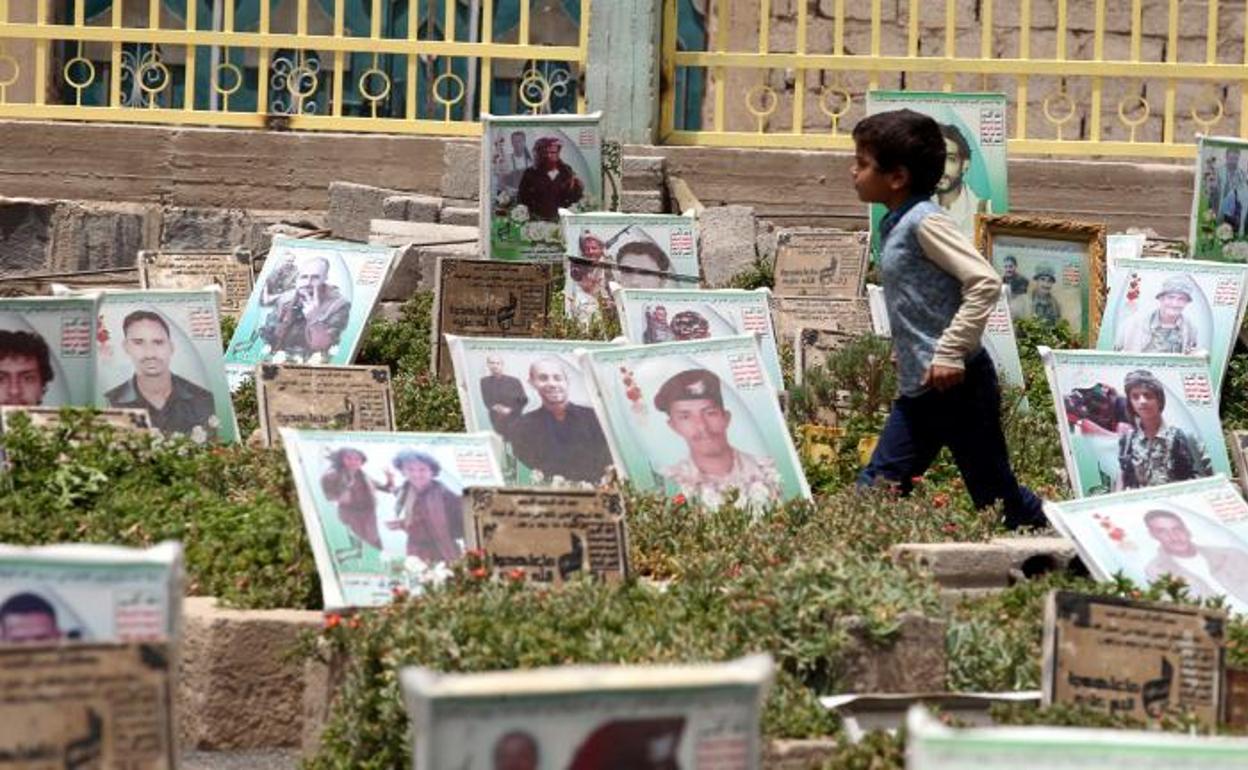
[
  {"xmin": 0, "ymin": 330, "xmax": 54, "ymax": 386},
  {"xmin": 852, "ymin": 109, "xmax": 948, "ymax": 198}
]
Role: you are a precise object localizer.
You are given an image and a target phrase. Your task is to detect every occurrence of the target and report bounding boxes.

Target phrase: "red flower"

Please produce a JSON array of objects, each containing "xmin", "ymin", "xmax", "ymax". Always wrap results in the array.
[
  {"xmin": 507, "ymin": 567, "xmax": 526, "ymax": 582},
  {"xmin": 910, "ymin": 475, "xmax": 924, "ymax": 486},
  {"xmin": 323, "ymin": 613, "xmax": 342, "ymax": 630},
  {"xmin": 932, "ymin": 493, "xmax": 949, "ymax": 509},
  {"xmin": 942, "ymin": 522, "xmax": 958, "ymax": 534},
  {"xmin": 1109, "ymin": 528, "xmax": 1125, "ymax": 542},
  {"xmin": 391, "ymin": 586, "xmax": 409, "ymax": 600},
  {"xmin": 348, "ymin": 616, "xmax": 361, "ymax": 630},
  {"xmin": 470, "ymin": 566, "xmax": 489, "ymax": 580},
  {"xmin": 672, "ymin": 493, "xmax": 687, "ymax": 507}
]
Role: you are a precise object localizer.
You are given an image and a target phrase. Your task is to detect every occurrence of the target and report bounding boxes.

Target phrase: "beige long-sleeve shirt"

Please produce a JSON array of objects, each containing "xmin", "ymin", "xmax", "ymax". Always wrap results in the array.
[{"xmin": 914, "ymin": 213, "xmax": 1002, "ymax": 370}]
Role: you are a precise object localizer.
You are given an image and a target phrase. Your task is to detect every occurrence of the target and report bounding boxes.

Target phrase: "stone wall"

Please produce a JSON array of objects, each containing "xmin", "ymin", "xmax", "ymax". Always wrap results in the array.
[{"xmin": 704, "ymin": 0, "xmax": 1241, "ymax": 145}]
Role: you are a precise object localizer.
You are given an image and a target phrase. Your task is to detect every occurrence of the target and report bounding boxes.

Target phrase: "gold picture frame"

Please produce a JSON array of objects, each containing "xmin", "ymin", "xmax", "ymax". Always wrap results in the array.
[{"xmin": 976, "ymin": 214, "xmax": 1107, "ymax": 345}]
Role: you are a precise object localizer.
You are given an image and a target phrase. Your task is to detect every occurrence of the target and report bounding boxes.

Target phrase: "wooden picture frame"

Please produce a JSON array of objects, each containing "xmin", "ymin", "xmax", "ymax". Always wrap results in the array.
[{"xmin": 976, "ymin": 214, "xmax": 1107, "ymax": 345}]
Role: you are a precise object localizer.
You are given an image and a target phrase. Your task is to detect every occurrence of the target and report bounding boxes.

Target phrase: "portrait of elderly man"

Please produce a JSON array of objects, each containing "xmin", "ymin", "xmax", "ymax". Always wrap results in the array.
[
  {"xmin": 1010, "ymin": 263, "xmax": 1062, "ymax": 327},
  {"xmin": 516, "ymin": 136, "xmax": 585, "ymax": 222},
  {"xmin": 258, "ymin": 254, "xmax": 352, "ymax": 360},
  {"xmin": 106, "ymin": 310, "xmax": 217, "ymax": 440},
  {"xmin": 1143, "ymin": 509, "xmax": 1248, "ymax": 606},
  {"xmin": 0, "ymin": 329, "xmax": 54, "ymax": 407},
  {"xmin": 932, "ymin": 122, "xmax": 991, "ymax": 239},
  {"xmin": 1116, "ymin": 369, "xmax": 1213, "ymax": 490},
  {"xmin": 504, "ymin": 357, "xmax": 612, "ymax": 484},
  {"xmin": 0, "ymin": 592, "xmax": 65, "ymax": 644},
  {"xmin": 1115, "ymin": 276, "xmax": 1200, "ymax": 355},
  {"xmin": 568, "ymin": 232, "xmax": 613, "ymax": 321},
  {"xmin": 655, "ymin": 368, "xmax": 782, "ymax": 509}
]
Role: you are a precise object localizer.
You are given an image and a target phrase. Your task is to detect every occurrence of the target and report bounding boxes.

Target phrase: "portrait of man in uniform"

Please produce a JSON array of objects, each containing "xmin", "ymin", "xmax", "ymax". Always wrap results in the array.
[
  {"xmin": 503, "ymin": 357, "xmax": 612, "ymax": 484},
  {"xmin": 106, "ymin": 310, "xmax": 216, "ymax": 439},
  {"xmin": 1143, "ymin": 508, "xmax": 1248, "ymax": 605},
  {"xmin": 0, "ymin": 591, "xmax": 64, "ymax": 644},
  {"xmin": 517, "ymin": 136, "xmax": 585, "ymax": 222},
  {"xmin": 0, "ymin": 329, "xmax": 53, "ymax": 407},
  {"xmin": 259, "ymin": 254, "xmax": 352, "ymax": 360},
  {"xmin": 933, "ymin": 122, "xmax": 991, "ymax": 239},
  {"xmin": 655, "ymin": 368, "xmax": 781, "ymax": 509},
  {"xmin": 492, "ymin": 731, "xmax": 539, "ymax": 770},
  {"xmin": 479, "ymin": 355, "xmax": 528, "ymax": 435},
  {"xmin": 1115, "ymin": 276, "xmax": 1200, "ymax": 355}
]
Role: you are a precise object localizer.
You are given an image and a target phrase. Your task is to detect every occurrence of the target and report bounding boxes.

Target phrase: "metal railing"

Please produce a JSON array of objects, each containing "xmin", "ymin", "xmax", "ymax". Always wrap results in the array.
[
  {"xmin": 660, "ymin": 0, "xmax": 1248, "ymax": 157},
  {"xmin": 0, "ymin": 0, "xmax": 589, "ymax": 134}
]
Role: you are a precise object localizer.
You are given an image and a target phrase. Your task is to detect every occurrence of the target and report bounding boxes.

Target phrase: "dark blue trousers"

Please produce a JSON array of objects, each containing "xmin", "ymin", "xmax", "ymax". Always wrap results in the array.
[{"xmin": 857, "ymin": 350, "xmax": 1046, "ymax": 530}]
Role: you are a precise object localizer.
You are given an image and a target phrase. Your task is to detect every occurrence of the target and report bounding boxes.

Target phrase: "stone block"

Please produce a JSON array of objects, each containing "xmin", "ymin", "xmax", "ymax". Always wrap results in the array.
[
  {"xmin": 621, "ymin": 190, "xmax": 666, "ymax": 214},
  {"xmin": 368, "ymin": 219, "xmax": 479, "ymax": 300},
  {"xmin": 0, "ymin": 197, "xmax": 56, "ymax": 273},
  {"xmin": 764, "ymin": 739, "xmax": 841, "ymax": 769},
  {"xmin": 381, "ymin": 194, "xmax": 442, "ymax": 223},
  {"xmin": 161, "ymin": 206, "xmax": 252, "ymax": 251},
  {"xmin": 327, "ymin": 181, "xmax": 408, "ymax": 243},
  {"xmin": 440, "ymin": 206, "xmax": 481, "ymax": 227},
  {"xmin": 698, "ymin": 204, "xmax": 759, "ymax": 286},
  {"xmin": 756, "ymin": 219, "xmax": 779, "ymax": 266},
  {"xmin": 622, "ymin": 155, "xmax": 666, "ymax": 187},
  {"xmin": 178, "ymin": 597, "xmax": 322, "ymax": 751},
  {"xmin": 990, "ymin": 536, "xmax": 1080, "ymax": 580},
  {"xmin": 48, "ymin": 200, "xmax": 161, "ymax": 272},
  {"xmin": 833, "ymin": 612, "xmax": 947, "ymax": 693},
  {"xmin": 440, "ymin": 142, "xmax": 481, "ymax": 201},
  {"xmin": 247, "ymin": 210, "xmax": 328, "ymax": 255},
  {"xmin": 890, "ymin": 542, "xmax": 1016, "ymax": 590}
]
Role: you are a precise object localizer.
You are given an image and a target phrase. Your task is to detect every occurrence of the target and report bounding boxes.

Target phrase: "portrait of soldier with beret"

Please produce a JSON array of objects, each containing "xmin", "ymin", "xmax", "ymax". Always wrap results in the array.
[
  {"xmin": 1114, "ymin": 275, "xmax": 1202, "ymax": 355},
  {"xmin": 653, "ymin": 368, "xmax": 782, "ymax": 509}
]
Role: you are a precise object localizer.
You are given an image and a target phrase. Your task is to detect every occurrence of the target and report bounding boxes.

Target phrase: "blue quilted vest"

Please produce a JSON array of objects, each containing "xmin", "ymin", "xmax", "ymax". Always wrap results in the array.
[{"xmin": 879, "ymin": 200, "xmax": 976, "ymax": 396}]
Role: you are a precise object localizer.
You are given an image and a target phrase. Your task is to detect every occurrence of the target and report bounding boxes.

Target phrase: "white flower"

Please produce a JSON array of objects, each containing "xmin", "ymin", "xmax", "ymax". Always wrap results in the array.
[
  {"xmin": 271, "ymin": 350, "xmax": 288, "ymax": 364},
  {"xmin": 495, "ymin": 190, "xmax": 512, "ymax": 207},
  {"xmin": 190, "ymin": 425, "xmax": 207, "ymax": 444},
  {"xmin": 510, "ymin": 204, "xmax": 530, "ymax": 224},
  {"xmin": 404, "ymin": 555, "xmax": 428, "ymax": 574},
  {"xmin": 1217, "ymin": 222, "xmax": 1235, "ymax": 242},
  {"xmin": 306, "ymin": 351, "xmax": 325, "ymax": 365},
  {"xmin": 403, "ymin": 557, "xmax": 452, "ymax": 589},
  {"xmin": 207, "ymin": 415, "xmax": 220, "ymax": 428}
]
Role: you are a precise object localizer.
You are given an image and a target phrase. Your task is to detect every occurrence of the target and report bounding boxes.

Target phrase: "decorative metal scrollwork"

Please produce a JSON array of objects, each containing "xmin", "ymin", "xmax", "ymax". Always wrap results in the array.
[
  {"xmin": 744, "ymin": 84, "xmax": 778, "ymax": 132},
  {"xmin": 818, "ymin": 83, "xmax": 852, "ymax": 135},
  {"xmin": 1117, "ymin": 89, "xmax": 1151, "ymax": 143},
  {"xmin": 270, "ymin": 52, "xmax": 323, "ymax": 115},
  {"xmin": 1042, "ymin": 86, "xmax": 1077, "ymax": 141},
  {"xmin": 431, "ymin": 71, "xmax": 465, "ymax": 120},
  {"xmin": 1190, "ymin": 82, "xmax": 1225, "ymax": 134},
  {"xmin": 518, "ymin": 65, "xmax": 574, "ymax": 114},
  {"xmin": 119, "ymin": 46, "xmax": 169, "ymax": 108}
]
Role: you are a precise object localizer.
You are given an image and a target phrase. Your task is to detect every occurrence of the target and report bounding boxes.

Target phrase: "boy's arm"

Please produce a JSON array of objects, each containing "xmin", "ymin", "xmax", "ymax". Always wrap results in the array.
[{"xmin": 915, "ymin": 213, "xmax": 1002, "ymax": 371}]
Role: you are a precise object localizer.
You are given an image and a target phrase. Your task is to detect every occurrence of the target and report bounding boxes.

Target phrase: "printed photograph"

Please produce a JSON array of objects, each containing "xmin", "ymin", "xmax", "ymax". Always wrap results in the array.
[
  {"xmin": 1045, "ymin": 476, "xmax": 1248, "ymax": 615},
  {"xmin": 0, "ymin": 541, "xmax": 181, "ymax": 644},
  {"xmin": 866, "ymin": 91, "xmax": 1009, "ymax": 247},
  {"xmin": 562, "ymin": 212, "xmax": 700, "ymax": 323},
  {"xmin": 1097, "ymin": 257, "xmax": 1248, "ymax": 391},
  {"xmin": 401, "ymin": 655, "xmax": 771, "ymax": 770},
  {"xmin": 615, "ymin": 287, "xmax": 784, "ymax": 389},
  {"xmin": 1191, "ymin": 135, "xmax": 1248, "ymax": 262},
  {"xmin": 978, "ymin": 215, "xmax": 1107, "ymax": 343},
  {"xmin": 0, "ymin": 297, "xmax": 97, "ymax": 408},
  {"xmin": 226, "ymin": 236, "xmax": 397, "ymax": 370},
  {"xmin": 95, "ymin": 290, "xmax": 238, "ymax": 444},
  {"xmin": 581, "ymin": 335, "xmax": 810, "ymax": 510},
  {"xmin": 483, "ymin": 114, "xmax": 604, "ymax": 261},
  {"xmin": 283, "ymin": 429, "xmax": 505, "ymax": 610},
  {"xmin": 448, "ymin": 336, "xmax": 620, "ymax": 487},
  {"xmin": 1040, "ymin": 348, "xmax": 1230, "ymax": 497}
]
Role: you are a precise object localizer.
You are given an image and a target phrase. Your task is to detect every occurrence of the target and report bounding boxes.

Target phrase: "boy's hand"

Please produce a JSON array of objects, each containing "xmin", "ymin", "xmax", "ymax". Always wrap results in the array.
[{"xmin": 923, "ymin": 364, "xmax": 965, "ymax": 391}]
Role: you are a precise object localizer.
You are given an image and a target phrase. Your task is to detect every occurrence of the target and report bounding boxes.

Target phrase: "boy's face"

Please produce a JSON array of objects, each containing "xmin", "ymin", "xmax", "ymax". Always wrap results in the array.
[{"xmin": 850, "ymin": 146, "xmax": 907, "ymax": 204}]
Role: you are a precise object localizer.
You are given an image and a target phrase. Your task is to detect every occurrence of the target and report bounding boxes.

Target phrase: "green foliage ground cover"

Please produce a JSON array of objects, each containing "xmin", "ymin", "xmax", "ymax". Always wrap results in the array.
[{"xmin": 1, "ymin": 277, "xmax": 1247, "ymax": 767}]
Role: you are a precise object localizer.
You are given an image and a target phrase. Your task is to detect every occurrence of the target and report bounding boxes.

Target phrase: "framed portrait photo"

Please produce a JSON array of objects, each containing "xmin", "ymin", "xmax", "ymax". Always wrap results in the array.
[
  {"xmin": 401, "ymin": 654, "xmax": 772, "ymax": 770},
  {"xmin": 481, "ymin": 113, "xmax": 604, "ymax": 261},
  {"xmin": 282, "ymin": 428, "xmax": 506, "ymax": 611},
  {"xmin": 1044, "ymin": 475, "xmax": 1248, "ymax": 615},
  {"xmin": 581, "ymin": 335, "xmax": 810, "ymax": 511},
  {"xmin": 1191, "ymin": 135, "xmax": 1248, "ymax": 262},
  {"xmin": 1096, "ymin": 256, "xmax": 1248, "ymax": 391},
  {"xmin": 976, "ymin": 214, "xmax": 1107, "ymax": 344},
  {"xmin": 446, "ymin": 336, "xmax": 623, "ymax": 488},
  {"xmin": 1039, "ymin": 347, "xmax": 1231, "ymax": 498}
]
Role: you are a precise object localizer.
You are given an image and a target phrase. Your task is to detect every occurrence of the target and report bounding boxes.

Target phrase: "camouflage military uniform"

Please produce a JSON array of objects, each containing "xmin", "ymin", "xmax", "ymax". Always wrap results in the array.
[
  {"xmin": 661, "ymin": 449, "xmax": 782, "ymax": 509},
  {"xmin": 1118, "ymin": 424, "xmax": 1214, "ymax": 489}
]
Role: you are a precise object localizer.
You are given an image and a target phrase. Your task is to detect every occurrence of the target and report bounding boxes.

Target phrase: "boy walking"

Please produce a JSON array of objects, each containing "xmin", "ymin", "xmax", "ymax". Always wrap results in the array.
[{"xmin": 851, "ymin": 109, "xmax": 1045, "ymax": 529}]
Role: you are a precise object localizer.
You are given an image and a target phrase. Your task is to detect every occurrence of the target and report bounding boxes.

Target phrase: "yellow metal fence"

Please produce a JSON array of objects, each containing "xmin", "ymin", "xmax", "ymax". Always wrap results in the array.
[
  {"xmin": 0, "ymin": 0, "xmax": 589, "ymax": 134},
  {"xmin": 661, "ymin": 0, "xmax": 1248, "ymax": 157}
]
